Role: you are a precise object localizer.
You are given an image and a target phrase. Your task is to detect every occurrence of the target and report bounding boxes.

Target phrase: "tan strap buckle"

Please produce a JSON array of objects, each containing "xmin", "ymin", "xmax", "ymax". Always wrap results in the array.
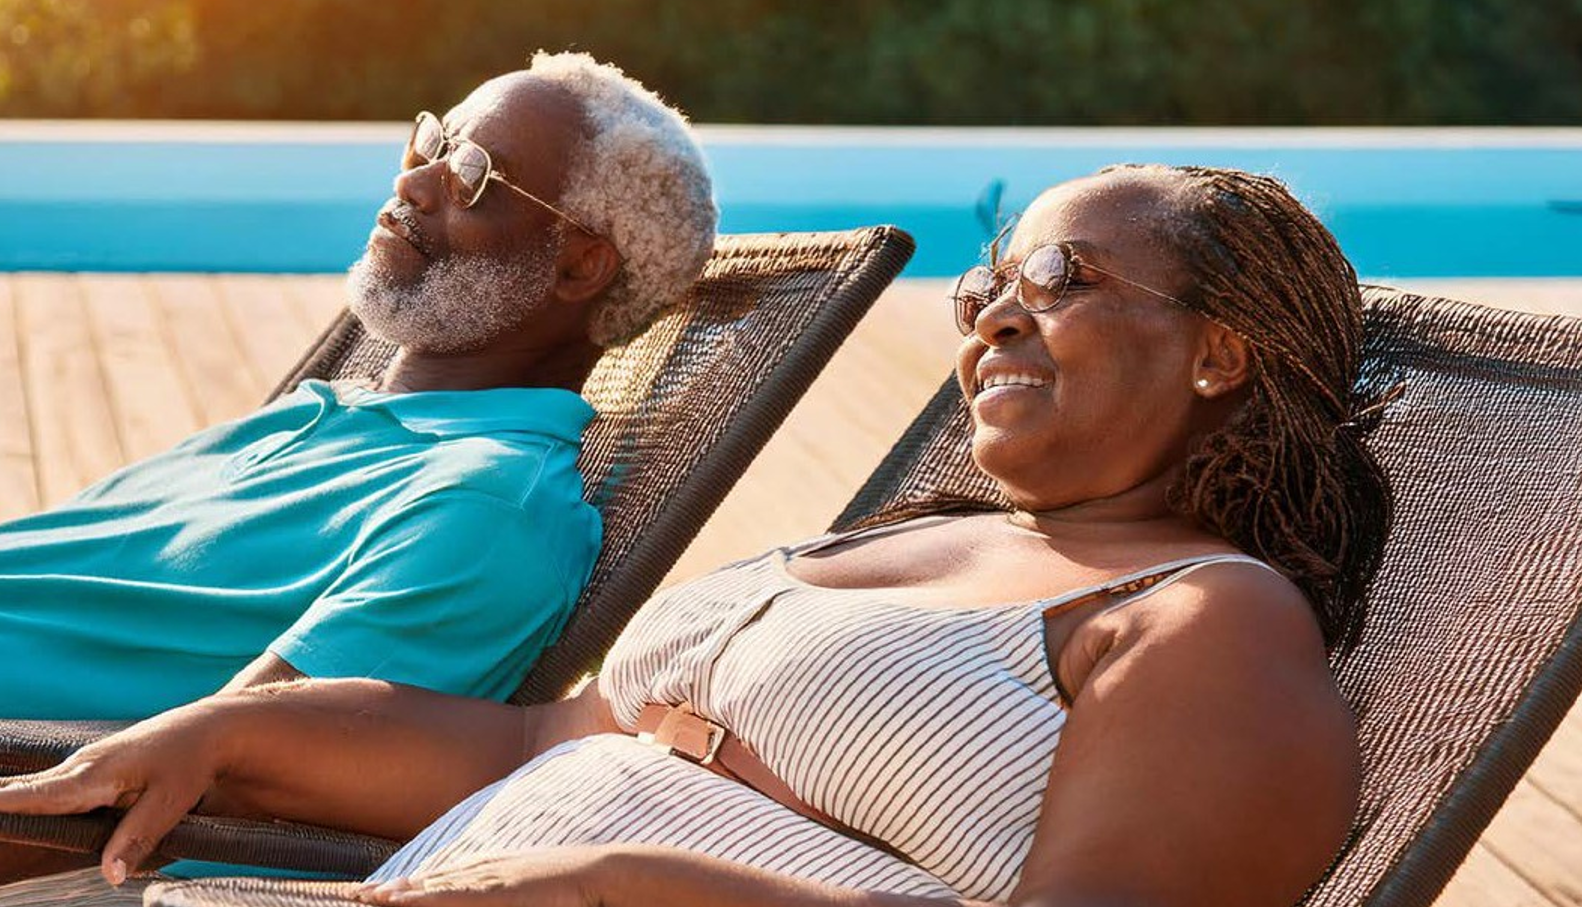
[{"xmin": 635, "ymin": 702, "xmax": 726, "ymax": 766}]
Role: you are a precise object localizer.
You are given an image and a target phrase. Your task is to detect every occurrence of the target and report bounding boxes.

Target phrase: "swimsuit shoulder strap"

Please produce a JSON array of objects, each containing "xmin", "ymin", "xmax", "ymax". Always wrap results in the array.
[{"xmin": 1040, "ymin": 553, "xmax": 1280, "ymax": 619}]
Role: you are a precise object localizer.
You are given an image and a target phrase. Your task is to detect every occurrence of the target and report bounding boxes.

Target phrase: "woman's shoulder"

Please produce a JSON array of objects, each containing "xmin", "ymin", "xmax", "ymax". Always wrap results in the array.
[
  {"xmin": 1129, "ymin": 555, "xmax": 1318, "ymax": 641},
  {"xmin": 1092, "ymin": 556, "xmax": 1340, "ymax": 713},
  {"xmin": 1058, "ymin": 554, "xmax": 1333, "ymax": 703}
]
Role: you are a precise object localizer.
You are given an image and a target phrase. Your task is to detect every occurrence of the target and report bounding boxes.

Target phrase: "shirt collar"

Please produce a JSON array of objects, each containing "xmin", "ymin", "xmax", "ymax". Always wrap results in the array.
[{"xmin": 297, "ymin": 379, "xmax": 594, "ymax": 444}]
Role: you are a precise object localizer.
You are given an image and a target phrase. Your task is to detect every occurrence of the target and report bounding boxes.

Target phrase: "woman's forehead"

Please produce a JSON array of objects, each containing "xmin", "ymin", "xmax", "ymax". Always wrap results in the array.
[{"xmin": 1008, "ymin": 176, "xmax": 1178, "ymax": 260}]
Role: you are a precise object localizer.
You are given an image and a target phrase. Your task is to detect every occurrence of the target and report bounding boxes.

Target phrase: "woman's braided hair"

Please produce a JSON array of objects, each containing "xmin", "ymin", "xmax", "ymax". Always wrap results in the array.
[{"xmin": 1104, "ymin": 164, "xmax": 1393, "ymax": 651}]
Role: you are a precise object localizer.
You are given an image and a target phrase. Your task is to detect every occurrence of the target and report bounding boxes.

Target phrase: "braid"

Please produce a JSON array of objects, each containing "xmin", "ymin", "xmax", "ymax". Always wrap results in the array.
[{"xmin": 1104, "ymin": 164, "xmax": 1393, "ymax": 651}]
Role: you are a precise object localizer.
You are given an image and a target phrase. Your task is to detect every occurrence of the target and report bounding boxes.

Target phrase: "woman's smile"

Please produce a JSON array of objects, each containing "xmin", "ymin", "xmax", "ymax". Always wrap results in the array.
[{"xmin": 968, "ymin": 353, "xmax": 1057, "ymax": 417}]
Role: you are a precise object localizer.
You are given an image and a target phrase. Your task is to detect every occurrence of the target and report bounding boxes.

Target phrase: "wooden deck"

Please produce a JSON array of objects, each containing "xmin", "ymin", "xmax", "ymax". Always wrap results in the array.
[{"xmin": 1, "ymin": 272, "xmax": 1580, "ymax": 904}]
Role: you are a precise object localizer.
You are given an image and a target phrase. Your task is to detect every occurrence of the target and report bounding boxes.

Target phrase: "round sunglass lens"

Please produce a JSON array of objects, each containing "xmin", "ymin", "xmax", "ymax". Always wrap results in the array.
[
  {"xmin": 1018, "ymin": 244, "xmax": 1069, "ymax": 312},
  {"xmin": 411, "ymin": 114, "xmax": 445, "ymax": 165},
  {"xmin": 448, "ymin": 141, "xmax": 490, "ymax": 207},
  {"xmin": 951, "ymin": 266, "xmax": 997, "ymax": 333}
]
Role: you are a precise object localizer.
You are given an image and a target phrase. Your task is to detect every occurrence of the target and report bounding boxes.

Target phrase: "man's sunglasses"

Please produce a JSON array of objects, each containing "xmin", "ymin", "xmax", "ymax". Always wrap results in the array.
[
  {"xmin": 948, "ymin": 241, "xmax": 1189, "ymax": 335},
  {"xmin": 404, "ymin": 111, "xmax": 601, "ymax": 237}
]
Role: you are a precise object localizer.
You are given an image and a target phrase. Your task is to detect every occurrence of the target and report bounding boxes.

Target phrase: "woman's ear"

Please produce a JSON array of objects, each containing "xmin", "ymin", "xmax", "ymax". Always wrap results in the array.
[
  {"xmin": 1190, "ymin": 323, "xmax": 1252, "ymax": 399},
  {"xmin": 551, "ymin": 233, "xmax": 622, "ymax": 305}
]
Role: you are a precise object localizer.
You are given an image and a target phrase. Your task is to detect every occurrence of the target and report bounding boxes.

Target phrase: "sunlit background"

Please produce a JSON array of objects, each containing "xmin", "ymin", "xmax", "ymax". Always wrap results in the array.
[
  {"xmin": 2, "ymin": 0, "xmax": 1579, "ymax": 277},
  {"xmin": 0, "ymin": 5, "xmax": 1579, "ymax": 905},
  {"xmin": 3, "ymin": 0, "xmax": 1580, "ymax": 123}
]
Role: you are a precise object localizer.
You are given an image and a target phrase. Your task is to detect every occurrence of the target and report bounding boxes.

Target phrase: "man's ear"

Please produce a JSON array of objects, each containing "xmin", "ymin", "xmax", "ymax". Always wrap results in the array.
[
  {"xmin": 551, "ymin": 233, "xmax": 622, "ymax": 304},
  {"xmin": 1190, "ymin": 322, "xmax": 1252, "ymax": 399}
]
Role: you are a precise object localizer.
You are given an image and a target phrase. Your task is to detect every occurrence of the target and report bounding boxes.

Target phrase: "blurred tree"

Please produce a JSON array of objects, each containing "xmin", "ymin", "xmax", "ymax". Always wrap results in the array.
[
  {"xmin": 0, "ymin": 0, "xmax": 196, "ymax": 116},
  {"xmin": 0, "ymin": 0, "xmax": 1577, "ymax": 124}
]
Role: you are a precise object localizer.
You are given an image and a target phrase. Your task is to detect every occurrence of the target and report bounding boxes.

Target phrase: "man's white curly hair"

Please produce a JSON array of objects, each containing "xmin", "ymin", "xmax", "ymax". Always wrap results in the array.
[{"xmin": 527, "ymin": 51, "xmax": 718, "ymax": 346}]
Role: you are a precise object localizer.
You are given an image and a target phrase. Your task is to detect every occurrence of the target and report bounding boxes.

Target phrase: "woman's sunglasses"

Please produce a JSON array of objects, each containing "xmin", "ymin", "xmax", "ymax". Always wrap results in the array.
[
  {"xmin": 948, "ymin": 241, "xmax": 1189, "ymax": 335},
  {"xmin": 404, "ymin": 111, "xmax": 602, "ymax": 237}
]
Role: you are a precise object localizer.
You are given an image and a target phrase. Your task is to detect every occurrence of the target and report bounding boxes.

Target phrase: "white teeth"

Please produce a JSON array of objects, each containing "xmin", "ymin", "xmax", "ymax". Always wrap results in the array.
[{"xmin": 978, "ymin": 372, "xmax": 1049, "ymax": 393}]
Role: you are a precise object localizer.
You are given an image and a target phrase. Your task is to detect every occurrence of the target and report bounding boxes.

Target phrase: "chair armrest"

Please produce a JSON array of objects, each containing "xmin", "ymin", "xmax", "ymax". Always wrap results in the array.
[
  {"xmin": 0, "ymin": 719, "xmax": 397, "ymax": 877},
  {"xmin": 0, "ymin": 719, "xmax": 134, "ymax": 775},
  {"xmin": 0, "ymin": 811, "xmax": 397, "ymax": 879}
]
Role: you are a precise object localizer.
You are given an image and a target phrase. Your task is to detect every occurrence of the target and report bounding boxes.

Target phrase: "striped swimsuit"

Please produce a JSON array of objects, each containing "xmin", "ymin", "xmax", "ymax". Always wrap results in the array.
[{"xmin": 369, "ymin": 532, "xmax": 1273, "ymax": 901}]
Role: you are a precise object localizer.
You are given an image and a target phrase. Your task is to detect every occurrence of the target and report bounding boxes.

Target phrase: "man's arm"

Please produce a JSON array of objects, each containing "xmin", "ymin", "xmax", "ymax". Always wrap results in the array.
[
  {"xmin": 265, "ymin": 488, "xmax": 597, "ymax": 700},
  {"xmin": 221, "ymin": 652, "xmax": 304, "ymax": 691}
]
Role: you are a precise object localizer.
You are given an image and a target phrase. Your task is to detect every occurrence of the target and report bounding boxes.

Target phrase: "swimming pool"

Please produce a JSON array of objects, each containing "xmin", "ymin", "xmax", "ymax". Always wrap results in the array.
[{"xmin": 2, "ymin": 123, "xmax": 1578, "ymax": 277}]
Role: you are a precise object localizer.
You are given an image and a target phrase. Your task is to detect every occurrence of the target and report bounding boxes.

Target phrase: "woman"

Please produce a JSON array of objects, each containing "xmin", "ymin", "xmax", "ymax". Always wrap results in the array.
[{"xmin": 0, "ymin": 163, "xmax": 1390, "ymax": 907}]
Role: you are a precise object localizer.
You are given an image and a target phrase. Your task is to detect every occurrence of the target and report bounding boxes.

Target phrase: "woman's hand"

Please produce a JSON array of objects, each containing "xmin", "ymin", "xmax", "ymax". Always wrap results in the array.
[
  {"xmin": 350, "ymin": 849, "xmax": 608, "ymax": 907},
  {"xmin": 0, "ymin": 677, "xmax": 609, "ymax": 889},
  {"xmin": 0, "ymin": 700, "xmax": 234, "ymax": 885}
]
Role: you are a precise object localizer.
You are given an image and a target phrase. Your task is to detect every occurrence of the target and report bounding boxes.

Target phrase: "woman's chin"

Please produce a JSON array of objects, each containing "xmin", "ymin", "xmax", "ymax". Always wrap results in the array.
[{"xmin": 971, "ymin": 433, "xmax": 1042, "ymax": 488}]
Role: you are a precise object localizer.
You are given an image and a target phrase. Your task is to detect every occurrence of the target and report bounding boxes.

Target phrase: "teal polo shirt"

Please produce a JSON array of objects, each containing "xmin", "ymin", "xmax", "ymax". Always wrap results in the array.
[{"xmin": 0, "ymin": 379, "xmax": 601, "ymax": 720}]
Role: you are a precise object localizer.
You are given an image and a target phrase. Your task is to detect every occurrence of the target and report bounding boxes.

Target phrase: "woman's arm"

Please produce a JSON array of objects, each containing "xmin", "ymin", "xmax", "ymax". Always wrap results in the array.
[
  {"xmin": 352, "ymin": 844, "xmax": 994, "ymax": 907},
  {"xmin": 1013, "ymin": 564, "xmax": 1361, "ymax": 907},
  {"xmin": 0, "ymin": 677, "xmax": 616, "ymax": 883}
]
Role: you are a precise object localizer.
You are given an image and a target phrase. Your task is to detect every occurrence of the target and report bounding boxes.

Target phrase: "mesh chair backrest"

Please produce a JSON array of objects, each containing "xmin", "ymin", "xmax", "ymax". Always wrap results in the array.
[
  {"xmin": 272, "ymin": 227, "xmax": 916, "ymax": 705},
  {"xmin": 831, "ymin": 288, "xmax": 1582, "ymax": 907}
]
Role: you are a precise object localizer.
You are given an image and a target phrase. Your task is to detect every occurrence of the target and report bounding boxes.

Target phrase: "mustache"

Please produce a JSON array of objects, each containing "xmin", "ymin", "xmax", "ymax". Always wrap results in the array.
[{"xmin": 378, "ymin": 201, "xmax": 434, "ymax": 257}]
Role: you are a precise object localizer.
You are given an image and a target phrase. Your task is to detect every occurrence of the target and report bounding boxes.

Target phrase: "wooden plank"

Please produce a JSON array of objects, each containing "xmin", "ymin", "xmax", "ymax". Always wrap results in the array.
[
  {"xmin": 1391, "ymin": 279, "xmax": 1582, "ymax": 317},
  {"xmin": 79, "ymin": 275, "xmax": 202, "ymax": 462},
  {"xmin": 664, "ymin": 282, "xmax": 962, "ymax": 584},
  {"xmin": 12, "ymin": 274, "xmax": 125, "ymax": 506},
  {"xmin": 1435, "ymin": 843, "xmax": 1557, "ymax": 907},
  {"xmin": 1525, "ymin": 703, "xmax": 1582, "ymax": 817},
  {"xmin": 213, "ymin": 275, "xmax": 320, "ymax": 403},
  {"xmin": 0, "ymin": 275, "xmax": 40, "ymax": 521},
  {"xmin": 147, "ymin": 274, "xmax": 269, "ymax": 425},
  {"xmin": 284, "ymin": 275, "xmax": 349, "ymax": 339},
  {"xmin": 858, "ymin": 277, "xmax": 964, "ymax": 378},
  {"xmin": 1479, "ymin": 779, "xmax": 1582, "ymax": 906}
]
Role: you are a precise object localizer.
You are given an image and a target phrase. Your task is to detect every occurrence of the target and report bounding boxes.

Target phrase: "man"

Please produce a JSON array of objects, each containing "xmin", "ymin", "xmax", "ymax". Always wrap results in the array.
[{"xmin": 0, "ymin": 51, "xmax": 718, "ymax": 720}]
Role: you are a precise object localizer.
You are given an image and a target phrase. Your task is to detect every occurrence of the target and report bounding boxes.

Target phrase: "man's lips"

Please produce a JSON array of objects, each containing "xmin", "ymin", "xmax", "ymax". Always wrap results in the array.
[{"xmin": 374, "ymin": 208, "xmax": 431, "ymax": 258}]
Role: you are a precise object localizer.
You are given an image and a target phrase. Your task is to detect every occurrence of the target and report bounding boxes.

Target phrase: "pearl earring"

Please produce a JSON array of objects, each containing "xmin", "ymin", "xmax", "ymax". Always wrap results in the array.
[{"xmin": 1195, "ymin": 378, "xmax": 1211, "ymax": 390}]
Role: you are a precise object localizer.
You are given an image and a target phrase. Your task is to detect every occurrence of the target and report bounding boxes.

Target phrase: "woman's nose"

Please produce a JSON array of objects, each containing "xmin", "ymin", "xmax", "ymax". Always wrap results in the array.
[
  {"xmin": 973, "ymin": 284, "xmax": 1034, "ymax": 345},
  {"xmin": 393, "ymin": 160, "xmax": 446, "ymax": 214}
]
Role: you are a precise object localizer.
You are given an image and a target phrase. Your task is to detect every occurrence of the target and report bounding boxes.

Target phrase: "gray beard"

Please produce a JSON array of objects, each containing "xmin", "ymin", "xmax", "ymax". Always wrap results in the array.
[{"xmin": 346, "ymin": 244, "xmax": 559, "ymax": 354}]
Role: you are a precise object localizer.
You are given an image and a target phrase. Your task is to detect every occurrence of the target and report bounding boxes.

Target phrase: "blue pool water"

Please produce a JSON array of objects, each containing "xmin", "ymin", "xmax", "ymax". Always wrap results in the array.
[{"xmin": 1, "ymin": 125, "xmax": 1578, "ymax": 277}]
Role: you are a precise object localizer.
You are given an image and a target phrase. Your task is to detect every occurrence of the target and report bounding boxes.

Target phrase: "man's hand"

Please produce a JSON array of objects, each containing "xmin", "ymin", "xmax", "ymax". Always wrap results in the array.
[{"xmin": 0, "ymin": 703, "xmax": 230, "ymax": 886}]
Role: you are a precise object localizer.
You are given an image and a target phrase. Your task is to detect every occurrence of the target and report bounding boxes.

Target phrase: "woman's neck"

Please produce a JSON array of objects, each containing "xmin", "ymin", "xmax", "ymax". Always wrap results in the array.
[{"xmin": 1008, "ymin": 465, "xmax": 1182, "ymax": 529}]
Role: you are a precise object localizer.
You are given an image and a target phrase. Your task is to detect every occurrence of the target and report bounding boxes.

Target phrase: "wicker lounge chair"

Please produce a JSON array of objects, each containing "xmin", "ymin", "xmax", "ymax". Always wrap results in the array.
[
  {"xmin": 10, "ymin": 286, "xmax": 1582, "ymax": 907},
  {"xmin": 0, "ymin": 225, "xmax": 915, "ymax": 874}
]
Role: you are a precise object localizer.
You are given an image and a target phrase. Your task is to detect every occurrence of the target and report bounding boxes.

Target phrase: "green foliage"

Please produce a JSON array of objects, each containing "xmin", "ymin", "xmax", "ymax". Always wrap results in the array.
[
  {"xmin": 1, "ymin": 0, "xmax": 1578, "ymax": 123},
  {"xmin": 0, "ymin": 0, "xmax": 195, "ymax": 116}
]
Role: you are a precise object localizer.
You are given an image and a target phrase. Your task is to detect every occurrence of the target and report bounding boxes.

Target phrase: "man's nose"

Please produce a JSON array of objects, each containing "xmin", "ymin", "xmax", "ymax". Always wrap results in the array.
[{"xmin": 393, "ymin": 160, "xmax": 445, "ymax": 214}]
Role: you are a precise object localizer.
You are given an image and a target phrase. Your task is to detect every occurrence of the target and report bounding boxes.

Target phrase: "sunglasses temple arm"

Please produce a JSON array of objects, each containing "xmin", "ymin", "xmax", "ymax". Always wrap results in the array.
[
  {"xmin": 489, "ymin": 174, "xmax": 602, "ymax": 237},
  {"xmin": 1084, "ymin": 261, "xmax": 1351, "ymax": 414},
  {"xmin": 1080, "ymin": 261, "xmax": 1191, "ymax": 307}
]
